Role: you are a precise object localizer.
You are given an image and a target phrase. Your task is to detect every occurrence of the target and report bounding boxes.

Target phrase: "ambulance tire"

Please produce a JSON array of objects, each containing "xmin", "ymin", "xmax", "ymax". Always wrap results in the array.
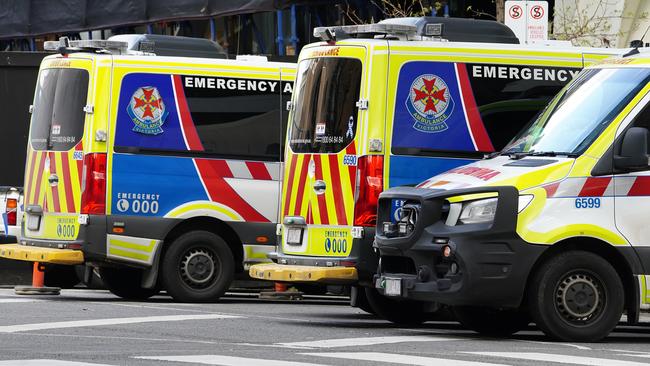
[
  {"xmin": 161, "ymin": 230, "xmax": 234, "ymax": 303},
  {"xmin": 364, "ymin": 287, "xmax": 429, "ymax": 324},
  {"xmin": 98, "ymin": 267, "xmax": 160, "ymax": 300},
  {"xmin": 351, "ymin": 286, "xmax": 376, "ymax": 315},
  {"xmin": 452, "ymin": 306, "xmax": 530, "ymax": 337},
  {"xmin": 528, "ymin": 251, "xmax": 624, "ymax": 342}
]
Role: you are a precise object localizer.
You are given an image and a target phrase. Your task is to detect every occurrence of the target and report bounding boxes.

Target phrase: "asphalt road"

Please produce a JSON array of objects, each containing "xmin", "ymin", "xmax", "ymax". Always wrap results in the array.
[{"xmin": 1, "ymin": 288, "xmax": 650, "ymax": 365}]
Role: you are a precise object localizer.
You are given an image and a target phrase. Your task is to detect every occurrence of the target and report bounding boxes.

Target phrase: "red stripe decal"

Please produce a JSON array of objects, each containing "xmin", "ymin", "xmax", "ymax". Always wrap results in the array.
[
  {"xmin": 194, "ymin": 158, "xmax": 267, "ymax": 221},
  {"xmin": 328, "ymin": 154, "xmax": 347, "ymax": 225},
  {"xmin": 628, "ymin": 176, "xmax": 650, "ymax": 196},
  {"xmin": 292, "ymin": 155, "xmax": 311, "ymax": 216},
  {"xmin": 307, "ymin": 202, "xmax": 313, "ymax": 225},
  {"xmin": 282, "ymin": 154, "xmax": 298, "ymax": 216},
  {"xmin": 60, "ymin": 151, "xmax": 76, "ymax": 213},
  {"xmin": 24, "ymin": 151, "xmax": 37, "ymax": 201},
  {"xmin": 173, "ymin": 75, "xmax": 204, "ymax": 151},
  {"xmin": 578, "ymin": 177, "xmax": 611, "ymax": 197},
  {"xmin": 246, "ymin": 161, "xmax": 272, "ymax": 180},
  {"xmin": 456, "ymin": 63, "xmax": 494, "ymax": 152},
  {"xmin": 313, "ymin": 155, "xmax": 329, "ymax": 225},
  {"xmin": 345, "ymin": 143, "xmax": 357, "ymax": 195},
  {"xmin": 543, "ymin": 182, "xmax": 560, "ymax": 198},
  {"xmin": 32, "ymin": 152, "xmax": 47, "ymax": 205},
  {"xmin": 49, "ymin": 152, "xmax": 61, "ymax": 212}
]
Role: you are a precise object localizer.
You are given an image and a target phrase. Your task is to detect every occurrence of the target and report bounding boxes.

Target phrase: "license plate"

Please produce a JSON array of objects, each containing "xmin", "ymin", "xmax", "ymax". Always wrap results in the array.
[
  {"xmin": 286, "ymin": 227, "xmax": 303, "ymax": 245},
  {"xmin": 384, "ymin": 277, "xmax": 402, "ymax": 297},
  {"xmin": 27, "ymin": 214, "xmax": 41, "ymax": 231}
]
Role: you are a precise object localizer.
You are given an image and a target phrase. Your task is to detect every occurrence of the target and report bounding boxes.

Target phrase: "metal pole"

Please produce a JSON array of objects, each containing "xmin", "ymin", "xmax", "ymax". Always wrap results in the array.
[
  {"xmin": 210, "ymin": 18, "xmax": 216, "ymax": 41},
  {"xmin": 290, "ymin": 5, "xmax": 298, "ymax": 52},
  {"xmin": 276, "ymin": 10, "xmax": 285, "ymax": 56}
]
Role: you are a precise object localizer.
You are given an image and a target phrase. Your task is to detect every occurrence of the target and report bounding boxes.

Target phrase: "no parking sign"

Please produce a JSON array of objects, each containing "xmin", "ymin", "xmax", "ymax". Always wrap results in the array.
[{"xmin": 505, "ymin": 1, "xmax": 548, "ymax": 44}]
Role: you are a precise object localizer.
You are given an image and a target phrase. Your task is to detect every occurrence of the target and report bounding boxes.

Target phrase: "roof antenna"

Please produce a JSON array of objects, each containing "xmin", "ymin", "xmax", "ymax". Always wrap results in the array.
[{"xmin": 624, "ymin": 24, "xmax": 650, "ymax": 57}]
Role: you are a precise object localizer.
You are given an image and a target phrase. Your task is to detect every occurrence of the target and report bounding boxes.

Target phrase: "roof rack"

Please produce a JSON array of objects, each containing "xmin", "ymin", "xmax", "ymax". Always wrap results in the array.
[{"xmin": 314, "ymin": 17, "xmax": 519, "ymax": 44}]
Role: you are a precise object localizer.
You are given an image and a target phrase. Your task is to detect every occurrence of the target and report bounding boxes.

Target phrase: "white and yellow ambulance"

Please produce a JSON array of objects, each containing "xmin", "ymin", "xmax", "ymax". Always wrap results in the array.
[
  {"xmin": 0, "ymin": 37, "xmax": 295, "ymax": 302},
  {"xmin": 248, "ymin": 17, "xmax": 623, "ymax": 322},
  {"xmin": 374, "ymin": 52, "xmax": 650, "ymax": 341}
]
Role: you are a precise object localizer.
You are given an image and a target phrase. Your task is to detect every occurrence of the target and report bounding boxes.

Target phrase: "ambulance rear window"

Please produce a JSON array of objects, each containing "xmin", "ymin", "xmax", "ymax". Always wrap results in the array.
[
  {"xmin": 289, "ymin": 58, "xmax": 362, "ymax": 153},
  {"xmin": 30, "ymin": 68, "xmax": 88, "ymax": 151}
]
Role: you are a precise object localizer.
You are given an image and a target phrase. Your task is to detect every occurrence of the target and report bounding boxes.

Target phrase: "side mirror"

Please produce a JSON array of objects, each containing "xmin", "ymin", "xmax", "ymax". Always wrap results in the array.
[{"xmin": 614, "ymin": 127, "xmax": 650, "ymax": 170}]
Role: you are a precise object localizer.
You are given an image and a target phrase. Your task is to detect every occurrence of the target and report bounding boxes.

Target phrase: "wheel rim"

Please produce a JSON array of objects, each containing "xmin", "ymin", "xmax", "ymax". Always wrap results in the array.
[
  {"xmin": 180, "ymin": 247, "xmax": 218, "ymax": 289},
  {"xmin": 554, "ymin": 271, "xmax": 604, "ymax": 325}
]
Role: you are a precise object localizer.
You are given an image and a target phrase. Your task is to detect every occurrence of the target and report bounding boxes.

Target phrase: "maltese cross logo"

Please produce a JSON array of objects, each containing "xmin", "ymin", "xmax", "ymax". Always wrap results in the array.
[{"xmin": 406, "ymin": 74, "xmax": 454, "ymax": 133}]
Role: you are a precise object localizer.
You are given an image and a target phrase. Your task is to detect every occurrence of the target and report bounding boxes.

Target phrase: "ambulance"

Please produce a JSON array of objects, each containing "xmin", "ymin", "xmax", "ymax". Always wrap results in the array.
[
  {"xmin": 373, "ymin": 50, "xmax": 650, "ymax": 341},
  {"xmin": 248, "ymin": 17, "xmax": 623, "ymax": 322},
  {"xmin": 0, "ymin": 37, "xmax": 294, "ymax": 302}
]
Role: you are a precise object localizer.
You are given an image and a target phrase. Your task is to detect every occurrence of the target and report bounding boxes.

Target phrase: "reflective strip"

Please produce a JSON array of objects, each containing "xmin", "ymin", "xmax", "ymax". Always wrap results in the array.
[
  {"xmin": 545, "ymin": 176, "xmax": 650, "ymax": 198},
  {"xmin": 107, "ymin": 235, "xmax": 161, "ymax": 265}
]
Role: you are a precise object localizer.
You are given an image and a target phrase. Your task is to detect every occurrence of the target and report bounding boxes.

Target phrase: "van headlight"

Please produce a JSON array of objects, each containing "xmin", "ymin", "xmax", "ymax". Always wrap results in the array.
[{"xmin": 459, "ymin": 198, "xmax": 498, "ymax": 224}]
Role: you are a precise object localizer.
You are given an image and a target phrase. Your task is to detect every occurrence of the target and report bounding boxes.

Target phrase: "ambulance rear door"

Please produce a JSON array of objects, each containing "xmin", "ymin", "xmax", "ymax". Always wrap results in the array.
[
  {"xmin": 23, "ymin": 56, "xmax": 96, "ymax": 243},
  {"xmin": 282, "ymin": 44, "xmax": 368, "ymax": 258}
]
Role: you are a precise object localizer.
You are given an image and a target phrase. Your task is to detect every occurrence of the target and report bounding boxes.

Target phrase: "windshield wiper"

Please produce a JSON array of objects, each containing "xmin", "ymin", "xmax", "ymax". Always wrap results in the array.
[{"xmin": 505, "ymin": 151, "xmax": 578, "ymax": 159}]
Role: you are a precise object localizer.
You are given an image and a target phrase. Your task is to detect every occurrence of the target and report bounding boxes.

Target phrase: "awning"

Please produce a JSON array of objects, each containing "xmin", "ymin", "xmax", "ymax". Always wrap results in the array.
[{"xmin": 0, "ymin": 0, "xmax": 319, "ymax": 40}]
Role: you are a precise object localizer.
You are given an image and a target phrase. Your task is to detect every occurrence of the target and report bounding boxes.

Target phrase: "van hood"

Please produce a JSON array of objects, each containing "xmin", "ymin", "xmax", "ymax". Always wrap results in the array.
[{"xmin": 417, "ymin": 155, "xmax": 575, "ymax": 192}]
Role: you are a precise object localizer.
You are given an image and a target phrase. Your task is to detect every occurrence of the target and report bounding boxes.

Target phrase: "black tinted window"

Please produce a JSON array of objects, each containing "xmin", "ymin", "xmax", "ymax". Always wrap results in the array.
[
  {"xmin": 182, "ymin": 76, "xmax": 286, "ymax": 160},
  {"xmin": 30, "ymin": 68, "xmax": 89, "ymax": 151},
  {"xmin": 289, "ymin": 58, "xmax": 362, "ymax": 153}
]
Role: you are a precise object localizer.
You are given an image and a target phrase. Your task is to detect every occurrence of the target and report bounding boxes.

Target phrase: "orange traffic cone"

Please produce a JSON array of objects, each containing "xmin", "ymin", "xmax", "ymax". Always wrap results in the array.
[
  {"xmin": 274, "ymin": 282, "xmax": 288, "ymax": 292},
  {"xmin": 15, "ymin": 262, "xmax": 61, "ymax": 295}
]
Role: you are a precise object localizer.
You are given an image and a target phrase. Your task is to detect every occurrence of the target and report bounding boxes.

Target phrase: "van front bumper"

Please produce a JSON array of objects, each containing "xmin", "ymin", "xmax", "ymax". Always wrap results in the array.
[
  {"xmin": 249, "ymin": 263, "xmax": 358, "ymax": 283},
  {"xmin": 374, "ymin": 186, "xmax": 546, "ymax": 309}
]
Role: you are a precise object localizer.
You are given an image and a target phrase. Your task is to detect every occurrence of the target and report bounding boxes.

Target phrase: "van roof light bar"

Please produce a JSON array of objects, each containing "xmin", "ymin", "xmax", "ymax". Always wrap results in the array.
[
  {"xmin": 314, "ymin": 17, "xmax": 519, "ymax": 44},
  {"xmin": 314, "ymin": 23, "xmax": 417, "ymax": 42},
  {"xmin": 44, "ymin": 37, "xmax": 129, "ymax": 55}
]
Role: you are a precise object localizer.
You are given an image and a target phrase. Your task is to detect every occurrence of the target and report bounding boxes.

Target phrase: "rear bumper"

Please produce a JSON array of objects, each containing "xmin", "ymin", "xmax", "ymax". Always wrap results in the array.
[
  {"xmin": 0, "ymin": 243, "xmax": 84, "ymax": 265},
  {"xmin": 249, "ymin": 263, "xmax": 358, "ymax": 283}
]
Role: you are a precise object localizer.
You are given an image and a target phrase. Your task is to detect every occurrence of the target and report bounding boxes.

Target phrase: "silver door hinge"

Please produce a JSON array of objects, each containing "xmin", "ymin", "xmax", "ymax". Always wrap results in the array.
[
  {"xmin": 356, "ymin": 99, "xmax": 369, "ymax": 110},
  {"xmin": 83, "ymin": 104, "xmax": 94, "ymax": 114}
]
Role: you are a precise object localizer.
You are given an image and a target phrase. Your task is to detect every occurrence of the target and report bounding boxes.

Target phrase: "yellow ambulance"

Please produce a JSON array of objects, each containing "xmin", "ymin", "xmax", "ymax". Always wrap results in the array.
[
  {"xmin": 0, "ymin": 37, "xmax": 295, "ymax": 302},
  {"xmin": 249, "ymin": 17, "xmax": 623, "ymax": 322},
  {"xmin": 374, "ymin": 51, "xmax": 650, "ymax": 341}
]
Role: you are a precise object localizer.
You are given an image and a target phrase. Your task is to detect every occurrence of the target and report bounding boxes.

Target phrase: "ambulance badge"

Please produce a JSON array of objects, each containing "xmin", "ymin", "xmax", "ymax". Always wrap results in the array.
[
  {"xmin": 127, "ymin": 86, "xmax": 168, "ymax": 135},
  {"xmin": 406, "ymin": 74, "xmax": 453, "ymax": 133}
]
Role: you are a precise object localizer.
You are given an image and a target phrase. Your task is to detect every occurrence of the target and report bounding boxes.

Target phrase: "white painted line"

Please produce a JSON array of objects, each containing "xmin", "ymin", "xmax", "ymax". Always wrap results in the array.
[
  {"xmin": 135, "ymin": 355, "xmax": 327, "ymax": 366},
  {"xmin": 0, "ymin": 360, "xmax": 112, "ymax": 366},
  {"xmin": 0, "ymin": 314, "xmax": 241, "ymax": 333},
  {"xmin": 465, "ymin": 352, "xmax": 650, "ymax": 366},
  {"xmin": 0, "ymin": 298, "xmax": 42, "ymax": 303},
  {"xmin": 618, "ymin": 354, "xmax": 650, "ymax": 359},
  {"xmin": 276, "ymin": 335, "xmax": 456, "ymax": 349},
  {"xmin": 302, "ymin": 352, "xmax": 509, "ymax": 366}
]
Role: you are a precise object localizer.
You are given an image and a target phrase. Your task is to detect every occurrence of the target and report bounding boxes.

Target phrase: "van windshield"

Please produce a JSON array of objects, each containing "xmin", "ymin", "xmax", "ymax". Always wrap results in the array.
[
  {"xmin": 289, "ymin": 57, "xmax": 362, "ymax": 153},
  {"xmin": 30, "ymin": 68, "xmax": 89, "ymax": 151},
  {"xmin": 504, "ymin": 68, "xmax": 650, "ymax": 156}
]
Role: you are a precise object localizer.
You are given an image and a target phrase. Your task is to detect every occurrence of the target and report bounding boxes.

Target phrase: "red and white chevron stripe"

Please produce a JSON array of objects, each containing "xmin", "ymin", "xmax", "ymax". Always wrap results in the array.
[{"xmin": 543, "ymin": 176, "xmax": 650, "ymax": 198}]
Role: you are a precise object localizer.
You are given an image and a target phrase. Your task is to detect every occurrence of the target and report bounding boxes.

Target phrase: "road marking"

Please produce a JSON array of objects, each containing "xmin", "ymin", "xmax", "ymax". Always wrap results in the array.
[
  {"xmin": 0, "ymin": 298, "xmax": 42, "ymax": 303},
  {"xmin": 0, "ymin": 360, "xmax": 112, "ymax": 366},
  {"xmin": 135, "ymin": 355, "xmax": 327, "ymax": 366},
  {"xmin": 618, "ymin": 354, "xmax": 650, "ymax": 358},
  {"xmin": 302, "ymin": 352, "xmax": 509, "ymax": 366},
  {"xmin": 276, "ymin": 335, "xmax": 457, "ymax": 349},
  {"xmin": 465, "ymin": 352, "xmax": 650, "ymax": 366},
  {"xmin": 0, "ymin": 314, "xmax": 241, "ymax": 333}
]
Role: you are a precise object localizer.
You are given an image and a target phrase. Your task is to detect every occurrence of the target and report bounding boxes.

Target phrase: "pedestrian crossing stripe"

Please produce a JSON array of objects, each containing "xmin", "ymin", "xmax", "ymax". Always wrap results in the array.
[
  {"xmin": 135, "ymin": 355, "xmax": 327, "ymax": 366},
  {"xmin": 302, "ymin": 352, "xmax": 509, "ymax": 366}
]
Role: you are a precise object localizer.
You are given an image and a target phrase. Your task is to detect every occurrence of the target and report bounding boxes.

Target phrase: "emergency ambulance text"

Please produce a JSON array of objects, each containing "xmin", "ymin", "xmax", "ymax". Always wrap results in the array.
[{"xmin": 472, "ymin": 65, "xmax": 580, "ymax": 82}]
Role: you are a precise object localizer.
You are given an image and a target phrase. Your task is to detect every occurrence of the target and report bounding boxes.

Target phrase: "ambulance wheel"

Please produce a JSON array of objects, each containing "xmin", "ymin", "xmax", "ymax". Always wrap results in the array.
[
  {"xmin": 161, "ymin": 230, "xmax": 234, "ymax": 303},
  {"xmin": 98, "ymin": 267, "xmax": 160, "ymax": 300},
  {"xmin": 364, "ymin": 287, "xmax": 429, "ymax": 324},
  {"xmin": 528, "ymin": 251, "xmax": 623, "ymax": 342},
  {"xmin": 351, "ymin": 286, "xmax": 375, "ymax": 315},
  {"xmin": 452, "ymin": 306, "xmax": 530, "ymax": 337}
]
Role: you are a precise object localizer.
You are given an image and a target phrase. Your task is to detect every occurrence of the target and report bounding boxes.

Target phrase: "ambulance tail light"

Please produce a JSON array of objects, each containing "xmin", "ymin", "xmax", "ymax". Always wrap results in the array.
[
  {"xmin": 80, "ymin": 153, "xmax": 107, "ymax": 215},
  {"xmin": 354, "ymin": 155, "xmax": 384, "ymax": 227},
  {"xmin": 5, "ymin": 198, "xmax": 17, "ymax": 226}
]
